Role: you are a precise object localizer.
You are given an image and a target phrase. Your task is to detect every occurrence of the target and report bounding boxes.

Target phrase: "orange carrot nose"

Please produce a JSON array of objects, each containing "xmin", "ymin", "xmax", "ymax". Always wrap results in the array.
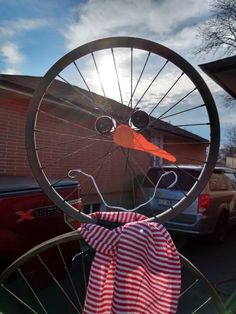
[{"xmin": 113, "ymin": 124, "xmax": 176, "ymax": 162}]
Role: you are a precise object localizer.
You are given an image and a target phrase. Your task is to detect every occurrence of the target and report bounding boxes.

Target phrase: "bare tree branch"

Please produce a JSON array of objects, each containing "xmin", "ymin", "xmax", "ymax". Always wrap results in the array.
[
  {"xmin": 195, "ymin": 0, "xmax": 236, "ymax": 55},
  {"xmin": 219, "ymin": 125, "xmax": 236, "ymax": 164}
]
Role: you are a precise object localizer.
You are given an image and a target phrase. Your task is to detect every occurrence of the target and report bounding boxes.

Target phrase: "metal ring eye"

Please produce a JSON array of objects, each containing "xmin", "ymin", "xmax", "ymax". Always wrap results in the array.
[
  {"xmin": 95, "ymin": 116, "xmax": 115, "ymax": 134},
  {"xmin": 130, "ymin": 110, "xmax": 149, "ymax": 129}
]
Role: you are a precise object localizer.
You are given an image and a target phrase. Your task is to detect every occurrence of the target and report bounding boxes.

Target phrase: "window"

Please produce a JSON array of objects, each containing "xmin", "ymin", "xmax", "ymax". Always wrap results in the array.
[
  {"xmin": 224, "ymin": 172, "xmax": 236, "ymax": 190},
  {"xmin": 150, "ymin": 136, "xmax": 163, "ymax": 167},
  {"xmin": 209, "ymin": 173, "xmax": 228, "ymax": 191},
  {"xmin": 143, "ymin": 168, "xmax": 200, "ymax": 191}
]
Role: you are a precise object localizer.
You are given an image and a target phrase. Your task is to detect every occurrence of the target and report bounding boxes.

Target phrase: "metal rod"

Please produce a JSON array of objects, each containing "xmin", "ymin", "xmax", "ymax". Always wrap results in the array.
[
  {"xmin": 160, "ymin": 104, "xmax": 205, "ymax": 120},
  {"xmin": 0, "ymin": 283, "xmax": 39, "ymax": 314},
  {"xmin": 157, "ymin": 87, "xmax": 197, "ymax": 119},
  {"xmin": 111, "ymin": 48, "xmax": 123, "ymax": 104},
  {"xmin": 73, "ymin": 61, "xmax": 92, "ymax": 92},
  {"xmin": 175, "ymin": 122, "xmax": 210, "ymax": 127},
  {"xmin": 38, "ymin": 109, "xmax": 97, "ymax": 135},
  {"xmin": 18, "ymin": 268, "xmax": 47, "ymax": 314},
  {"xmin": 192, "ymin": 297, "xmax": 212, "ymax": 314},
  {"xmin": 41, "ymin": 140, "xmax": 100, "ymax": 170},
  {"xmin": 130, "ymin": 47, "xmax": 133, "ymax": 109},
  {"xmin": 127, "ymin": 51, "xmax": 151, "ymax": 108},
  {"xmin": 91, "ymin": 52, "xmax": 106, "ymax": 98},
  {"xmin": 57, "ymin": 245, "xmax": 83, "ymax": 311},
  {"xmin": 149, "ymin": 72, "xmax": 184, "ymax": 116},
  {"xmin": 133, "ymin": 60, "xmax": 169, "ymax": 110},
  {"xmin": 37, "ymin": 254, "xmax": 81, "ymax": 314},
  {"xmin": 180, "ymin": 279, "xmax": 199, "ymax": 297}
]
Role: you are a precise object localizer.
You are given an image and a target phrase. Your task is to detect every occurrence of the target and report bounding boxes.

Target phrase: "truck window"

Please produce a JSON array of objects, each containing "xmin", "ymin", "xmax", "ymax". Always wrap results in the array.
[
  {"xmin": 209, "ymin": 173, "xmax": 228, "ymax": 191},
  {"xmin": 224, "ymin": 172, "xmax": 236, "ymax": 190}
]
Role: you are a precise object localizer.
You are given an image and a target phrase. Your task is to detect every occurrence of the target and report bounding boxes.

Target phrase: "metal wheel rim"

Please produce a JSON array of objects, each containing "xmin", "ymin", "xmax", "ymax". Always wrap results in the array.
[
  {"xmin": 25, "ymin": 36, "xmax": 220, "ymax": 223},
  {"xmin": 0, "ymin": 231, "xmax": 225, "ymax": 313}
]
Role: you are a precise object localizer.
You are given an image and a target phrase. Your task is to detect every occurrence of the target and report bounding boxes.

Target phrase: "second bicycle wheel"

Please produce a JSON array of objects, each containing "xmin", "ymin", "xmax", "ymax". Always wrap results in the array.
[
  {"xmin": 0, "ymin": 231, "xmax": 225, "ymax": 314},
  {"xmin": 25, "ymin": 37, "xmax": 220, "ymax": 223}
]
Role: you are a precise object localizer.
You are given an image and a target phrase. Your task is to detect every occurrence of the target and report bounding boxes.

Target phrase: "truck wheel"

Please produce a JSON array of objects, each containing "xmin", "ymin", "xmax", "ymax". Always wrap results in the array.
[{"xmin": 211, "ymin": 212, "xmax": 228, "ymax": 244}]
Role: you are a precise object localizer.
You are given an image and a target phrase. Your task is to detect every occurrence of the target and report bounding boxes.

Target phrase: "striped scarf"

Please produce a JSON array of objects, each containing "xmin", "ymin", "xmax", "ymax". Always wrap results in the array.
[{"xmin": 79, "ymin": 212, "xmax": 181, "ymax": 314}]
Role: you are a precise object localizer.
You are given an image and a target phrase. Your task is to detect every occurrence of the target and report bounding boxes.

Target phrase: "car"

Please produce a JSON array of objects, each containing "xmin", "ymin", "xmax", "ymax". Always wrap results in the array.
[
  {"xmin": 0, "ymin": 175, "xmax": 82, "ymax": 272},
  {"xmin": 136, "ymin": 165, "xmax": 236, "ymax": 242}
]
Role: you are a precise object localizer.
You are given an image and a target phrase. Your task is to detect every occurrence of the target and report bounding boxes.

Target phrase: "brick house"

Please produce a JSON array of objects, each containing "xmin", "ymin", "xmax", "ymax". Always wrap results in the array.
[{"xmin": 0, "ymin": 74, "xmax": 207, "ymax": 205}]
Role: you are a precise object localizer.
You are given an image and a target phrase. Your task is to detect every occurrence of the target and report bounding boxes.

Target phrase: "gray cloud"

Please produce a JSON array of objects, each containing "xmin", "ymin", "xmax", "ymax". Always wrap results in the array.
[{"xmin": 63, "ymin": 0, "xmax": 211, "ymax": 51}]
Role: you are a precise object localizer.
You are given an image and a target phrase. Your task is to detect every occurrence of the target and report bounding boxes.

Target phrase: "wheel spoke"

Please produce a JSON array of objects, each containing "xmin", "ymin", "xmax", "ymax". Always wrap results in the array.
[
  {"xmin": 36, "ymin": 254, "xmax": 81, "ymax": 314},
  {"xmin": 26, "ymin": 36, "xmax": 220, "ymax": 223},
  {"xmin": 73, "ymin": 61, "xmax": 91, "ymax": 92},
  {"xmin": 191, "ymin": 297, "xmax": 212, "ymax": 314},
  {"xmin": 0, "ymin": 232, "xmax": 225, "ymax": 314},
  {"xmin": 179, "ymin": 279, "xmax": 199, "ymax": 297},
  {"xmin": 18, "ymin": 268, "xmax": 47, "ymax": 314},
  {"xmin": 127, "ymin": 51, "xmax": 151, "ymax": 108},
  {"xmin": 130, "ymin": 47, "xmax": 133, "ymax": 110},
  {"xmin": 41, "ymin": 139, "xmax": 109, "ymax": 170},
  {"xmin": 175, "ymin": 122, "xmax": 210, "ymax": 127},
  {"xmin": 57, "ymin": 73, "xmax": 111, "ymax": 118},
  {"xmin": 57, "ymin": 245, "xmax": 83, "ymax": 311},
  {"xmin": 1, "ymin": 283, "xmax": 39, "ymax": 314},
  {"xmin": 160, "ymin": 104, "xmax": 206, "ymax": 121},
  {"xmin": 133, "ymin": 59, "xmax": 169, "ymax": 111},
  {"xmin": 79, "ymin": 143, "xmax": 115, "ymax": 203},
  {"xmin": 34, "ymin": 129, "xmax": 100, "ymax": 141},
  {"xmin": 157, "ymin": 87, "xmax": 197, "ymax": 119},
  {"xmin": 111, "ymin": 48, "xmax": 123, "ymax": 104},
  {"xmin": 91, "ymin": 52, "xmax": 106, "ymax": 98},
  {"xmin": 38, "ymin": 108, "xmax": 98, "ymax": 135},
  {"xmin": 149, "ymin": 72, "xmax": 184, "ymax": 116}
]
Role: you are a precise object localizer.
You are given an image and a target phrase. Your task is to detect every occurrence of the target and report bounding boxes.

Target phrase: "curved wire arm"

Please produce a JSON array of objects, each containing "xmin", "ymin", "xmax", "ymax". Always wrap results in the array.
[{"xmin": 68, "ymin": 169, "xmax": 177, "ymax": 212}]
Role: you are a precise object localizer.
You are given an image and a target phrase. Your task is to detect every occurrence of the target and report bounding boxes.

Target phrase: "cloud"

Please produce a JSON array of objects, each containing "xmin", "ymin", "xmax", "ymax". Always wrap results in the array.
[
  {"xmin": 162, "ymin": 25, "xmax": 201, "ymax": 56},
  {"xmin": 0, "ymin": 17, "xmax": 49, "ymax": 74},
  {"xmin": 63, "ymin": 0, "xmax": 211, "ymax": 50},
  {"xmin": 0, "ymin": 18, "xmax": 48, "ymax": 38},
  {"xmin": 0, "ymin": 42, "xmax": 24, "ymax": 73},
  {"xmin": 59, "ymin": 0, "xmax": 220, "ymax": 143}
]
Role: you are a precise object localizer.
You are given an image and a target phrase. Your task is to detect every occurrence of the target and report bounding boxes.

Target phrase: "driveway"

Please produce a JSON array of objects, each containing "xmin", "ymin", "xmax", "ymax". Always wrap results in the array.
[{"xmin": 172, "ymin": 225, "xmax": 236, "ymax": 311}]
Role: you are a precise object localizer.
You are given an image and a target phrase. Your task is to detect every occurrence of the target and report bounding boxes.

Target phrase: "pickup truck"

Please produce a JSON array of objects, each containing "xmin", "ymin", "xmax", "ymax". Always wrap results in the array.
[{"xmin": 0, "ymin": 175, "xmax": 82, "ymax": 271}]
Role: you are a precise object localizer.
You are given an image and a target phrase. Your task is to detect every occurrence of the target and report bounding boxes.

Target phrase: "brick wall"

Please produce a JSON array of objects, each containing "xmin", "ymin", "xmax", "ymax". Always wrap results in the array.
[
  {"xmin": 0, "ymin": 91, "xmax": 206, "ymax": 205},
  {"xmin": 0, "ymin": 97, "xmax": 31, "ymax": 176}
]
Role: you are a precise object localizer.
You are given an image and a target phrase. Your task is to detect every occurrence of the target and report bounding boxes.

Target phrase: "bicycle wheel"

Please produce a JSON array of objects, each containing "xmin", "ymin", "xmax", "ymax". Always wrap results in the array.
[
  {"xmin": 0, "ymin": 232, "xmax": 225, "ymax": 314},
  {"xmin": 25, "ymin": 37, "xmax": 220, "ymax": 223},
  {"xmin": 0, "ymin": 232, "xmax": 88, "ymax": 314}
]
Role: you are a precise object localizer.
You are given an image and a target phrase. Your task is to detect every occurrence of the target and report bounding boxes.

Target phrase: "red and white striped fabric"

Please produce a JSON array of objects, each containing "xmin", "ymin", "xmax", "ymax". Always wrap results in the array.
[{"xmin": 79, "ymin": 212, "xmax": 181, "ymax": 314}]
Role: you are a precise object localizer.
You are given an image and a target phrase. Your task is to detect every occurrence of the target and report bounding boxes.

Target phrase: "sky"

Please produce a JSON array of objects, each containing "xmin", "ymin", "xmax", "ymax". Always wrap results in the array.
[{"xmin": 0, "ymin": 0, "xmax": 236, "ymax": 145}]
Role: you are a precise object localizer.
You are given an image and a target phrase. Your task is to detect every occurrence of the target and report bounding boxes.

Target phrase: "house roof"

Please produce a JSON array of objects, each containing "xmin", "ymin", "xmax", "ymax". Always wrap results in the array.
[
  {"xmin": 199, "ymin": 55, "xmax": 236, "ymax": 99},
  {"xmin": 0, "ymin": 74, "xmax": 207, "ymax": 143}
]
